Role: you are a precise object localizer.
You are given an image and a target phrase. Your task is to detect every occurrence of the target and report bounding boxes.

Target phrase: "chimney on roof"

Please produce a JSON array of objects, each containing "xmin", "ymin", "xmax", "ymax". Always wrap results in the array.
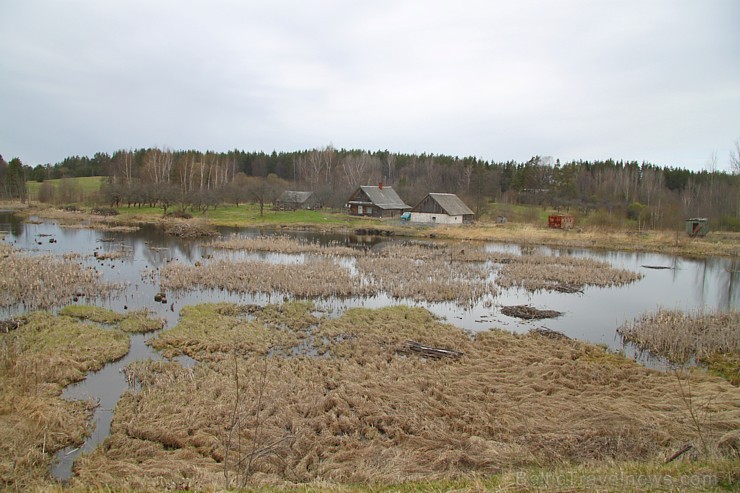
[{"xmin": 378, "ymin": 181, "xmax": 383, "ymax": 190}]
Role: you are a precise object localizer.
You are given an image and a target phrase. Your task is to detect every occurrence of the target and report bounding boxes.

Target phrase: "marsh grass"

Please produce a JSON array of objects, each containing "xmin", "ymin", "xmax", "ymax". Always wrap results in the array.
[
  {"xmin": 617, "ymin": 309, "xmax": 740, "ymax": 384},
  {"xmin": 496, "ymin": 253, "xmax": 642, "ymax": 292},
  {"xmin": 59, "ymin": 305, "xmax": 126, "ymax": 324},
  {"xmin": 0, "ymin": 243, "xmax": 120, "ymax": 311},
  {"xmin": 211, "ymin": 235, "xmax": 358, "ymax": 257},
  {"xmin": 0, "ymin": 311, "xmax": 130, "ymax": 489},
  {"xmin": 59, "ymin": 305, "xmax": 164, "ymax": 334},
  {"xmin": 155, "ymin": 237, "xmax": 639, "ymax": 305},
  {"xmin": 70, "ymin": 304, "xmax": 740, "ymax": 491}
]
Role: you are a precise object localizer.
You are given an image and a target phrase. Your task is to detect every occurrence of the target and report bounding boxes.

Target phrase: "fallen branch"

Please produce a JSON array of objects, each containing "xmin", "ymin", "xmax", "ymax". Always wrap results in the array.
[
  {"xmin": 399, "ymin": 340, "xmax": 463, "ymax": 359},
  {"xmin": 665, "ymin": 443, "xmax": 692, "ymax": 463}
]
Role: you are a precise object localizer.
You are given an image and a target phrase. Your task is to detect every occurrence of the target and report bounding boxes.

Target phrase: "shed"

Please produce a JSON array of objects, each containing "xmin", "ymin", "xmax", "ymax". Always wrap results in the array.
[
  {"xmin": 685, "ymin": 218, "xmax": 709, "ymax": 237},
  {"xmin": 548, "ymin": 214, "xmax": 575, "ymax": 229},
  {"xmin": 275, "ymin": 191, "xmax": 319, "ymax": 211},
  {"xmin": 346, "ymin": 183, "xmax": 411, "ymax": 218},
  {"xmin": 409, "ymin": 193, "xmax": 475, "ymax": 224}
]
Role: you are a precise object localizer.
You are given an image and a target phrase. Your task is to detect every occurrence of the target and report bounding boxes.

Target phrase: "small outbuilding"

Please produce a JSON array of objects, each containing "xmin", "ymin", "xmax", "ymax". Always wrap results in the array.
[
  {"xmin": 685, "ymin": 218, "xmax": 709, "ymax": 237},
  {"xmin": 548, "ymin": 214, "xmax": 575, "ymax": 229},
  {"xmin": 346, "ymin": 183, "xmax": 411, "ymax": 218},
  {"xmin": 409, "ymin": 193, "xmax": 475, "ymax": 224},
  {"xmin": 275, "ymin": 191, "xmax": 319, "ymax": 211}
]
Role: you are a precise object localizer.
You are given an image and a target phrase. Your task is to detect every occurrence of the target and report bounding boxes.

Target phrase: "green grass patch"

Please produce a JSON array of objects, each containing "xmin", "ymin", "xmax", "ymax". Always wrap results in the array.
[
  {"xmin": 118, "ymin": 309, "xmax": 166, "ymax": 334},
  {"xmin": 701, "ymin": 351, "xmax": 740, "ymax": 386},
  {"xmin": 59, "ymin": 305, "xmax": 126, "ymax": 324},
  {"xmin": 27, "ymin": 176, "xmax": 104, "ymax": 195},
  {"xmin": 60, "ymin": 305, "xmax": 164, "ymax": 334}
]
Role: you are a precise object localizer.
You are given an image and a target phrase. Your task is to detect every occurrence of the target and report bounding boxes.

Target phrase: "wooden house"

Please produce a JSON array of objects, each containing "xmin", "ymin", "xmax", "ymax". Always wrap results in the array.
[
  {"xmin": 275, "ymin": 191, "xmax": 319, "ymax": 211},
  {"xmin": 409, "ymin": 193, "xmax": 475, "ymax": 224},
  {"xmin": 346, "ymin": 183, "xmax": 411, "ymax": 218}
]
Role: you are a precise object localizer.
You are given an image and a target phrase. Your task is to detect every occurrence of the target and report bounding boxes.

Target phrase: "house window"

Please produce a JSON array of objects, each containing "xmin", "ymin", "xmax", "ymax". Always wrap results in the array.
[
  {"xmin": 367, "ymin": 207, "xmax": 373, "ymax": 215},
  {"xmin": 432, "ymin": 216, "xmax": 436, "ymax": 222}
]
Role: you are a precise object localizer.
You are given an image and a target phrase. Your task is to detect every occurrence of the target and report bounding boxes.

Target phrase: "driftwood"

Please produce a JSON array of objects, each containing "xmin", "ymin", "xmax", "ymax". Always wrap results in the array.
[
  {"xmin": 642, "ymin": 265, "xmax": 674, "ymax": 270},
  {"xmin": 399, "ymin": 340, "xmax": 463, "ymax": 359},
  {"xmin": 530, "ymin": 327, "xmax": 571, "ymax": 340},
  {"xmin": 501, "ymin": 305, "xmax": 563, "ymax": 320}
]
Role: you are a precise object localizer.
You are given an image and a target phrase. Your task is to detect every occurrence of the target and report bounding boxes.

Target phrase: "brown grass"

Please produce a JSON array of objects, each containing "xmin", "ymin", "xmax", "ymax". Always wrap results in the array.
[
  {"xmin": 210, "ymin": 234, "xmax": 358, "ymax": 257},
  {"xmin": 496, "ymin": 253, "xmax": 642, "ymax": 292},
  {"xmin": 0, "ymin": 243, "xmax": 121, "ymax": 311},
  {"xmin": 0, "ymin": 312, "xmax": 130, "ymax": 490},
  {"xmin": 69, "ymin": 303, "xmax": 740, "ymax": 490},
  {"xmin": 618, "ymin": 309, "xmax": 740, "ymax": 384},
  {"xmin": 152, "ymin": 237, "xmax": 641, "ymax": 305}
]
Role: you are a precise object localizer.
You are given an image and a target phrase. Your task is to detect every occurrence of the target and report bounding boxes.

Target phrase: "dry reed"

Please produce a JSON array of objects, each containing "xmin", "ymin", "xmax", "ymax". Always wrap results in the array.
[
  {"xmin": 0, "ymin": 244, "xmax": 121, "ymax": 311},
  {"xmin": 211, "ymin": 235, "xmax": 358, "ymax": 257},
  {"xmin": 155, "ymin": 258, "xmax": 364, "ymax": 299},
  {"xmin": 70, "ymin": 303, "xmax": 740, "ymax": 490},
  {"xmin": 617, "ymin": 309, "xmax": 740, "ymax": 364},
  {"xmin": 153, "ymin": 237, "xmax": 641, "ymax": 307},
  {"xmin": 496, "ymin": 253, "xmax": 642, "ymax": 292}
]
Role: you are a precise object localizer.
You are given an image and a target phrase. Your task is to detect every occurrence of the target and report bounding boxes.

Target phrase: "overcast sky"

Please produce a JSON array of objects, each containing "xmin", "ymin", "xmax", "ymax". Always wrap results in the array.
[{"xmin": 1, "ymin": 0, "xmax": 738, "ymax": 170}]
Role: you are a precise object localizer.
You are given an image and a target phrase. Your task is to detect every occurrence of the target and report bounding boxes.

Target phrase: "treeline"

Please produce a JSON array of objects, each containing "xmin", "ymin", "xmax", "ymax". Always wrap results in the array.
[{"xmin": 2, "ymin": 146, "xmax": 739, "ymax": 230}]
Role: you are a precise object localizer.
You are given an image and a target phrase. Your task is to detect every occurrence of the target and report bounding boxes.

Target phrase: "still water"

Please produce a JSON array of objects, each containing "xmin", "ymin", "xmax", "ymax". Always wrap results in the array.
[
  {"xmin": 1, "ymin": 212, "xmax": 737, "ymax": 480},
  {"xmin": 2, "ymin": 213, "xmax": 736, "ymax": 345}
]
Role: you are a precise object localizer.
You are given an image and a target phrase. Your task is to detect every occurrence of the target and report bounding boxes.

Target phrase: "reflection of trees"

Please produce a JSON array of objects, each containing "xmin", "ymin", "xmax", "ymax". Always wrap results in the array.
[{"xmin": 0, "ymin": 212, "xmax": 24, "ymax": 237}]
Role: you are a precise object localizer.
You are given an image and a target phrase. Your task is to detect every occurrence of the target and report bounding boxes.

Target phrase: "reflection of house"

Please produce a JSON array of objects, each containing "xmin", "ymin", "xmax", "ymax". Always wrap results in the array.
[
  {"xmin": 275, "ymin": 191, "xmax": 319, "ymax": 211},
  {"xmin": 347, "ymin": 183, "xmax": 411, "ymax": 218},
  {"xmin": 409, "ymin": 193, "xmax": 474, "ymax": 224}
]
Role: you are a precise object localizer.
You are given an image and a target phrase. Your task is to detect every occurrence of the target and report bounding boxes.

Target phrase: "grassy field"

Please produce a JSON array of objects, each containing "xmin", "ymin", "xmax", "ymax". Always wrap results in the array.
[{"xmin": 26, "ymin": 176, "xmax": 105, "ymax": 197}]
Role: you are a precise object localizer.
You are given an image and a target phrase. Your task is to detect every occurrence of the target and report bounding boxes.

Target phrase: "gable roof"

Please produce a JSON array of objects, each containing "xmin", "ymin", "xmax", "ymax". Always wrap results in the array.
[
  {"xmin": 277, "ymin": 191, "xmax": 314, "ymax": 204},
  {"xmin": 351, "ymin": 186, "xmax": 411, "ymax": 210},
  {"xmin": 422, "ymin": 193, "xmax": 474, "ymax": 215}
]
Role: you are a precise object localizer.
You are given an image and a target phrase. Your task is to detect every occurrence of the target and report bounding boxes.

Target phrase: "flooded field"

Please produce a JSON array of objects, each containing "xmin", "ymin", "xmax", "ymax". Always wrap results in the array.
[
  {"xmin": 2, "ymin": 212, "xmax": 736, "ymax": 349},
  {"xmin": 1, "ymin": 211, "xmax": 738, "ymax": 486}
]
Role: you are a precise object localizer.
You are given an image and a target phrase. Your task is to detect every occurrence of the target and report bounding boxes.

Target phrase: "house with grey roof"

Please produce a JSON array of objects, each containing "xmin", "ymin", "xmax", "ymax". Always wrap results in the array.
[
  {"xmin": 409, "ymin": 193, "xmax": 474, "ymax": 224},
  {"xmin": 275, "ymin": 191, "xmax": 319, "ymax": 211},
  {"xmin": 346, "ymin": 183, "xmax": 411, "ymax": 218}
]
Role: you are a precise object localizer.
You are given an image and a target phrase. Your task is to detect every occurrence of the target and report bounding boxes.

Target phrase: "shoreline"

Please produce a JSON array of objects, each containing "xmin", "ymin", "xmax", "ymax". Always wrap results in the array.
[{"xmin": 4, "ymin": 202, "xmax": 739, "ymax": 259}]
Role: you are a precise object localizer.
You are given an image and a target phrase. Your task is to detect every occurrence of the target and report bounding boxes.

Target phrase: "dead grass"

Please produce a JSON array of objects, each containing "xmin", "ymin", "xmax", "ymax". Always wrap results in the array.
[
  {"xmin": 0, "ymin": 243, "xmax": 121, "ymax": 311},
  {"xmin": 618, "ymin": 309, "xmax": 740, "ymax": 384},
  {"xmin": 69, "ymin": 304, "xmax": 740, "ymax": 491},
  {"xmin": 0, "ymin": 311, "xmax": 130, "ymax": 490},
  {"xmin": 152, "ymin": 238, "xmax": 640, "ymax": 306},
  {"xmin": 154, "ymin": 258, "xmax": 364, "ymax": 299},
  {"xmin": 211, "ymin": 235, "xmax": 358, "ymax": 257},
  {"xmin": 496, "ymin": 253, "xmax": 642, "ymax": 292}
]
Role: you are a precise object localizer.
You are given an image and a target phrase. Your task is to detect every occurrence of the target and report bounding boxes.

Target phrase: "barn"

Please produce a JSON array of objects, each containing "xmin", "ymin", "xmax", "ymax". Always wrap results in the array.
[
  {"xmin": 346, "ymin": 184, "xmax": 411, "ymax": 218},
  {"xmin": 409, "ymin": 193, "xmax": 474, "ymax": 224},
  {"xmin": 275, "ymin": 191, "xmax": 319, "ymax": 211}
]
